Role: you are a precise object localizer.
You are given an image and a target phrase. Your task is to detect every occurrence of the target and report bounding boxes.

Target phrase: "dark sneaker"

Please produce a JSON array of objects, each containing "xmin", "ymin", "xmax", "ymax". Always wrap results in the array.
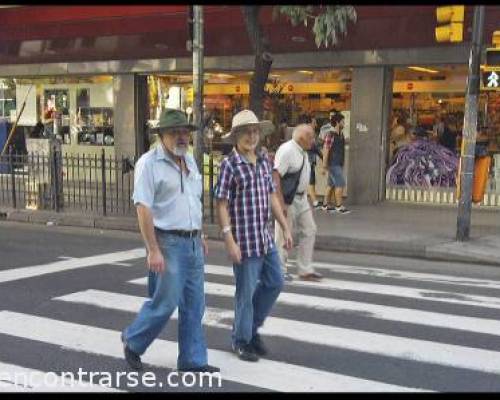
[
  {"xmin": 250, "ymin": 334, "xmax": 268, "ymax": 357},
  {"xmin": 321, "ymin": 204, "xmax": 329, "ymax": 211},
  {"xmin": 313, "ymin": 202, "xmax": 323, "ymax": 210},
  {"xmin": 232, "ymin": 343, "xmax": 259, "ymax": 362},
  {"xmin": 121, "ymin": 332, "xmax": 143, "ymax": 370},
  {"xmin": 179, "ymin": 365, "xmax": 220, "ymax": 373}
]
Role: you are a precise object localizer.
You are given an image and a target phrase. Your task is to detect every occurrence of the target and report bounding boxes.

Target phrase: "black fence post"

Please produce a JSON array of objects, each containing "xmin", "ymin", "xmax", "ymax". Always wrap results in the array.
[
  {"xmin": 209, "ymin": 152, "xmax": 214, "ymax": 223},
  {"xmin": 101, "ymin": 149, "xmax": 107, "ymax": 216},
  {"xmin": 9, "ymin": 146, "xmax": 16, "ymax": 209}
]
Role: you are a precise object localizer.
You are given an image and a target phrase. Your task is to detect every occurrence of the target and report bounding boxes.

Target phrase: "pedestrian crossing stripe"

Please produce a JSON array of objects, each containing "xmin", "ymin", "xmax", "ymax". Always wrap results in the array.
[
  {"xmin": 52, "ymin": 288, "xmax": 500, "ymax": 377},
  {"xmin": 298, "ymin": 260, "xmax": 500, "ymax": 290},
  {"xmin": 0, "ymin": 311, "xmax": 423, "ymax": 393},
  {"xmin": 132, "ymin": 270, "xmax": 500, "ymax": 311}
]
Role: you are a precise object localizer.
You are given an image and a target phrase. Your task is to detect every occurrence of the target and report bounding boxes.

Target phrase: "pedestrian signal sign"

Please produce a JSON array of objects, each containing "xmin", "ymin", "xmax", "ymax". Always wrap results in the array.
[{"xmin": 483, "ymin": 71, "xmax": 499, "ymax": 89}]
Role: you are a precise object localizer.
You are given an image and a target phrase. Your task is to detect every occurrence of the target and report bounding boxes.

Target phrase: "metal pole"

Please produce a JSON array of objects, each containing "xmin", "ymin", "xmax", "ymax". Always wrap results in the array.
[
  {"xmin": 456, "ymin": 6, "xmax": 485, "ymax": 242},
  {"xmin": 193, "ymin": 5, "xmax": 205, "ymax": 208}
]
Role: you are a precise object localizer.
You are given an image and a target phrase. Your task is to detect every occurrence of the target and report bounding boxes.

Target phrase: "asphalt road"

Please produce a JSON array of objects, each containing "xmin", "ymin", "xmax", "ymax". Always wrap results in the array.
[{"xmin": 2, "ymin": 221, "xmax": 500, "ymax": 392}]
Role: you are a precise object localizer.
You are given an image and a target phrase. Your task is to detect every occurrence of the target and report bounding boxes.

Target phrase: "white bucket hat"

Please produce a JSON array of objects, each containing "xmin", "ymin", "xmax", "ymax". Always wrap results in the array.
[{"xmin": 221, "ymin": 109, "xmax": 274, "ymax": 141}]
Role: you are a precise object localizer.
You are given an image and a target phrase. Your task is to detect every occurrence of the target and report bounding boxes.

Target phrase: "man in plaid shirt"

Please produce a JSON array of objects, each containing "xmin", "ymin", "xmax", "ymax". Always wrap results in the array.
[{"xmin": 215, "ymin": 109, "xmax": 293, "ymax": 362}]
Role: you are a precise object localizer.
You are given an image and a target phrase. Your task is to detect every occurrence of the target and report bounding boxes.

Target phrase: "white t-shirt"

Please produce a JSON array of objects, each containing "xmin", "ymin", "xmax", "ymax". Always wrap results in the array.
[{"xmin": 274, "ymin": 139, "xmax": 311, "ymax": 194}]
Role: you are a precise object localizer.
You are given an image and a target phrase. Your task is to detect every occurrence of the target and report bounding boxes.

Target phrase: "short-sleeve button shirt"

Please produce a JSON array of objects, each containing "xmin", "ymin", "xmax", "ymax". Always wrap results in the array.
[
  {"xmin": 132, "ymin": 146, "xmax": 202, "ymax": 231},
  {"xmin": 214, "ymin": 148, "xmax": 276, "ymax": 259}
]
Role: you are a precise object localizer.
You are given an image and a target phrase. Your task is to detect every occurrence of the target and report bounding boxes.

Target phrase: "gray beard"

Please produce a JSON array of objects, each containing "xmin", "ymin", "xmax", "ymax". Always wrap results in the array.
[{"xmin": 173, "ymin": 146, "xmax": 187, "ymax": 157}]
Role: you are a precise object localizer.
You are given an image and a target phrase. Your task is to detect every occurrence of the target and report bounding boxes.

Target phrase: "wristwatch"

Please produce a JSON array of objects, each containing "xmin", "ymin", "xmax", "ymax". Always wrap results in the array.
[{"xmin": 221, "ymin": 226, "xmax": 231, "ymax": 236}]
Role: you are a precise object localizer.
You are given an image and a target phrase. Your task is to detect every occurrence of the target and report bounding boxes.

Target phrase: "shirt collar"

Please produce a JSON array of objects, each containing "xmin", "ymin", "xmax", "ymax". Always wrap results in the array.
[
  {"xmin": 291, "ymin": 139, "xmax": 306, "ymax": 154},
  {"xmin": 231, "ymin": 148, "xmax": 267, "ymax": 165}
]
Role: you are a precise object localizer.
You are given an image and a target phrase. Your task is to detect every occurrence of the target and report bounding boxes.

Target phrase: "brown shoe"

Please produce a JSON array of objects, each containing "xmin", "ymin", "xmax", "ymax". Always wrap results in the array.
[{"xmin": 299, "ymin": 273, "xmax": 322, "ymax": 282}]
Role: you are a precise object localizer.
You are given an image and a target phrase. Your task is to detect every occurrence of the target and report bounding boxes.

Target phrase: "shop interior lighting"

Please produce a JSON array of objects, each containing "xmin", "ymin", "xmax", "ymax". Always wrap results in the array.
[
  {"xmin": 298, "ymin": 70, "xmax": 314, "ymax": 75},
  {"xmin": 407, "ymin": 66, "xmax": 440, "ymax": 74}
]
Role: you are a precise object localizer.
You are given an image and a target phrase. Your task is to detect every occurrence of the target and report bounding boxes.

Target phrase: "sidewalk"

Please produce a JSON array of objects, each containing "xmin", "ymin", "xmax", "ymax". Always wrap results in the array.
[{"xmin": 3, "ymin": 202, "xmax": 500, "ymax": 266}]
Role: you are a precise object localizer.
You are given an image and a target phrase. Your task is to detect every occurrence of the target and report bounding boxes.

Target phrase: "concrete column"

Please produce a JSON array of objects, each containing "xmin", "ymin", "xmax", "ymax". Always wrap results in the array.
[
  {"xmin": 113, "ymin": 75, "xmax": 137, "ymax": 159},
  {"xmin": 347, "ymin": 66, "xmax": 393, "ymax": 205}
]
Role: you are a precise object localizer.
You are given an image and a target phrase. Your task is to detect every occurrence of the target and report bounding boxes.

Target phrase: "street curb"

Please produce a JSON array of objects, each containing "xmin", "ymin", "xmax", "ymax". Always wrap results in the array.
[{"xmin": 2, "ymin": 208, "xmax": 500, "ymax": 267}]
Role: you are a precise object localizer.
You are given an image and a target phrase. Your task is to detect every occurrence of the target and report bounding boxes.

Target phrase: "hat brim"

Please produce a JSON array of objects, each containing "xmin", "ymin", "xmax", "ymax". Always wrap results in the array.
[
  {"xmin": 150, "ymin": 123, "xmax": 199, "ymax": 133},
  {"xmin": 221, "ymin": 120, "xmax": 274, "ymax": 142}
]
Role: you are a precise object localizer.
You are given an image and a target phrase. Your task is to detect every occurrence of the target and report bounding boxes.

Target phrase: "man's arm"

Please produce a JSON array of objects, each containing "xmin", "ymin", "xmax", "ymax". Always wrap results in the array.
[
  {"xmin": 216, "ymin": 199, "xmax": 242, "ymax": 264},
  {"xmin": 136, "ymin": 204, "xmax": 165, "ymax": 273},
  {"xmin": 272, "ymin": 170, "xmax": 287, "ymax": 215},
  {"xmin": 270, "ymin": 192, "xmax": 293, "ymax": 250}
]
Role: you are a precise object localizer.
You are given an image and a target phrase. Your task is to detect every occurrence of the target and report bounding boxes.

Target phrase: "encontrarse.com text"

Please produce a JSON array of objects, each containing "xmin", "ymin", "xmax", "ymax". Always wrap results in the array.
[{"xmin": 0, "ymin": 368, "xmax": 222, "ymax": 389}]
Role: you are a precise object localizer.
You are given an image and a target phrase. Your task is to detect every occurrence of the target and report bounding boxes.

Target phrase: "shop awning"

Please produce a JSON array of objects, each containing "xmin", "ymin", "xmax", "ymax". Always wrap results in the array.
[{"xmin": 0, "ymin": 6, "xmax": 499, "ymax": 66}]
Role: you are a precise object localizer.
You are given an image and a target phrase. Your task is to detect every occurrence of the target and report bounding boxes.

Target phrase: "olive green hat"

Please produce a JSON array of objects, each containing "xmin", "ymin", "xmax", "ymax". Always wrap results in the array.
[{"xmin": 152, "ymin": 108, "xmax": 198, "ymax": 133}]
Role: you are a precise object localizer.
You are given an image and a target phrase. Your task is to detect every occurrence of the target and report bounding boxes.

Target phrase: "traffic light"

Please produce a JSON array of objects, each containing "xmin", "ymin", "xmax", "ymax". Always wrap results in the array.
[
  {"xmin": 493, "ymin": 30, "xmax": 500, "ymax": 48},
  {"xmin": 435, "ymin": 5, "xmax": 465, "ymax": 43}
]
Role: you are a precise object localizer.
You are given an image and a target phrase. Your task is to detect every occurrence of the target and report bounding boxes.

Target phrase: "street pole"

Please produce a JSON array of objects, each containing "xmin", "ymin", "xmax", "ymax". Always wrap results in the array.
[
  {"xmin": 456, "ymin": 5, "xmax": 485, "ymax": 242},
  {"xmin": 193, "ymin": 5, "xmax": 205, "ymax": 197}
]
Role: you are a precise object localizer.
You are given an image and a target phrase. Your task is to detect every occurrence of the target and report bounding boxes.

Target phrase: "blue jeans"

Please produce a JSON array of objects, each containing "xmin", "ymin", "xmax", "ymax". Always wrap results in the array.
[
  {"xmin": 123, "ymin": 230, "xmax": 208, "ymax": 370},
  {"xmin": 232, "ymin": 244, "xmax": 284, "ymax": 347}
]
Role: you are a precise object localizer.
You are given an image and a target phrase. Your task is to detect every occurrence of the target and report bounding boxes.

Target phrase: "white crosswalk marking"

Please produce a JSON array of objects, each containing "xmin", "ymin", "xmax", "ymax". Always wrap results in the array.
[
  {"xmin": 0, "ymin": 312, "xmax": 423, "ymax": 392},
  {"xmin": 0, "ymin": 248, "xmax": 145, "ymax": 284},
  {"xmin": 295, "ymin": 260, "xmax": 500, "ymax": 289},
  {"xmin": 53, "ymin": 289, "xmax": 500, "ymax": 376},
  {"xmin": 5, "ymin": 251, "xmax": 500, "ymax": 392}
]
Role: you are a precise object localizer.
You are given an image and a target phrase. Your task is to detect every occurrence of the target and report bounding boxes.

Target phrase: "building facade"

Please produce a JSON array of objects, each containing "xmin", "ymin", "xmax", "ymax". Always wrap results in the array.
[{"xmin": 0, "ymin": 5, "xmax": 499, "ymax": 206}]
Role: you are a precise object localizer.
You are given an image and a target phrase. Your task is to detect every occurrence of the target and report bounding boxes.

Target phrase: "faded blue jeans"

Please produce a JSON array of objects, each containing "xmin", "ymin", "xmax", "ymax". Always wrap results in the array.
[
  {"xmin": 123, "ymin": 230, "xmax": 208, "ymax": 370},
  {"xmin": 232, "ymin": 243, "xmax": 284, "ymax": 347}
]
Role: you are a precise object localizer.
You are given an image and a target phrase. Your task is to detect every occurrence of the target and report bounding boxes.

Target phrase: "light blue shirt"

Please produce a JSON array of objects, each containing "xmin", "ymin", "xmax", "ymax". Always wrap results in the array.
[{"xmin": 132, "ymin": 146, "xmax": 203, "ymax": 231}]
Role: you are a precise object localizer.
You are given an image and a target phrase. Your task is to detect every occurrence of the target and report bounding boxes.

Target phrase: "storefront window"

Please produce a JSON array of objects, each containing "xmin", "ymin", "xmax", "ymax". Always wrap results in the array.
[
  {"xmin": 145, "ymin": 68, "xmax": 352, "ymax": 152},
  {"xmin": 386, "ymin": 64, "xmax": 500, "ymax": 203},
  {"xmin": 0, "ymin": 75, "xmax": 115, "ymax": 153}
]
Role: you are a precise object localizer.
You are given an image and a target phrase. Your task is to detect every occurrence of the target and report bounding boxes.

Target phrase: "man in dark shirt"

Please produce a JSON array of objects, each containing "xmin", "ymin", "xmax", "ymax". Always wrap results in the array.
[{"xmin": 322, "ymin": 111, "xmax": 351, "ymax": 214}]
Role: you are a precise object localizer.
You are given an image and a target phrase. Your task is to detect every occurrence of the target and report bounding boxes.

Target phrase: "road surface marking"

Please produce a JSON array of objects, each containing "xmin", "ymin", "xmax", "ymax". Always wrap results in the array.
[
  {"xmin": 0, "ymin": 311, "xmax": 426, "ymax": 393},
  {"xmin": 0, "ymin": 248, "xmax": 145, "ymax": 284},
  {"xmin": 52, "ymin": 289, "xmax": 500, "ymax": 377},
  {"xmin": 133, "ymin": 267, "xmax": 500, "ymax": 311},
  {"xmin": 55, "ymin": 287, "xmax": 500, "ymax": 337}
]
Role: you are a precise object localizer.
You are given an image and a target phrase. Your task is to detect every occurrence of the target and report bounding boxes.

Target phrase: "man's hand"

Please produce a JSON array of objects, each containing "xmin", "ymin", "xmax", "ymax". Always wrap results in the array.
[
  {"xmin": 282, "ymin": 228, "xmax": 294, "ymax": 250},
  {"xmin": 225, "ymin": 237, "xmax": 242, "ymax": 265},
  {"xmin": 147, "ymin": 248, "xmax": 166, "ymax": 274}
]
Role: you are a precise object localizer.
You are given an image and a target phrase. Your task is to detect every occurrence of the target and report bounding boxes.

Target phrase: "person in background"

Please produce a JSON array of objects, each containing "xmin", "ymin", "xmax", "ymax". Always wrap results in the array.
[
  {"xmin": 390, "ymin": 115, "xmax": 408, "ymax": 160},
  {"xmin": 30, "ymin": 120, "xmax": 45, "ymax": 138},
  {"xmin": 297, "ymin": 114, "xmax": 323, "ymax": 209},
  {"xmin": 437, "ymin": 116, "xmax": 457, "ymax": 153},
  {"xmin": 274, "ymin": 123, "xmax": 323, "ymax": 282},
  {"xmin": 322, "ymin": 111, "xmax": 351, "ymax": 214}
]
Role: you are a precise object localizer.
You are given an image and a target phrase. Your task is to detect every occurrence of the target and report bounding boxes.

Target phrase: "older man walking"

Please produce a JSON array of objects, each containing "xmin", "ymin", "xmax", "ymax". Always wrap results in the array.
[
  {"xmin": 273, "ymin": 124, "xmax": 323, "ymax": 282},
  {"xmin": 121, "ymin": 108, "xmax": 219, "ymax": 374},
  {"xmin": 215, "ymin": 109, "xmax": 293, "ymax": 362}
]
